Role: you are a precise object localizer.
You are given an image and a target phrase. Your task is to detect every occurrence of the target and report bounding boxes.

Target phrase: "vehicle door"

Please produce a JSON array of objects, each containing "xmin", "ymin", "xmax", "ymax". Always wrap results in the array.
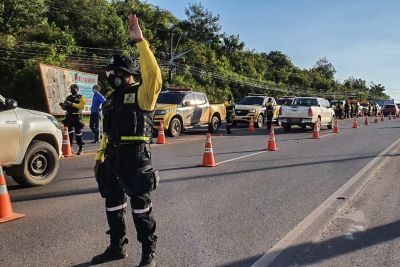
[
  {"xmin": 193, "ymin": 93, "xmax": 208, "ymax": 125},
  {"xmin": 0, "ymin": 100, "xmax": 20, "ymax": 163},
  {"xmin": 181, "ymin": 94, "xmax": 196, "ymax": 127},
  {"xmin": 320, "ymin": 99, "xmax": 331, "ymax": 123}
]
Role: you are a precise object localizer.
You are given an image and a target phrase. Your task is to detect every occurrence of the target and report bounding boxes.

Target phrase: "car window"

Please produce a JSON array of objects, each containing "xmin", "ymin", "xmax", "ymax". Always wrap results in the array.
[
  {"xmin": 157, "ymin": 92, "xmax": 186, "ymax": 104},
  {"xmin": 292, "ymin": 98, "xmax": 318, "ymax": 106},
  {"xmin": 183, "ymin": 94, "xmax": 195, "ymax": 105},
  {"xmin": 194, "ymin": 94, "xmax": 207, "ymax": 105},
  {"xmin": 238, "ymin": 96, "xmax": 264, "ymax": 105}
]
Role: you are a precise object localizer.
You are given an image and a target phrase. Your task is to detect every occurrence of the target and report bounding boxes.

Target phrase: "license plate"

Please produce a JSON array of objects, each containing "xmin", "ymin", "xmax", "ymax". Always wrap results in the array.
[{"xmin": 290, "ymin": 118, "xmax": 301, "ymax": 123}]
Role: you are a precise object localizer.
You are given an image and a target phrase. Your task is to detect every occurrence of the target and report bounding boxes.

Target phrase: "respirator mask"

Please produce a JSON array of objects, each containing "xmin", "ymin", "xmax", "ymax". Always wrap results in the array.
[{"xmin": 106, "ymin": 70, "xmax": 129, "ymax": 90}]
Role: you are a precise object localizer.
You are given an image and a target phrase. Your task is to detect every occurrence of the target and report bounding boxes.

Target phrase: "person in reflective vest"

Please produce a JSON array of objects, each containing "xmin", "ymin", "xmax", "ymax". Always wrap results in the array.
[
  {"xmin": 59, "ymin": 84, "xmax": 86, "ymax": 155},
  {"xmin": 92, "ymin": 14, "xmax": 162, "ymax": 267},
  {"xmin": 344, "ymin": 100, "xmax": 350, "ymax": 119},
  {"xmin": 265, "ymin": 97, "xmax": 274, "ymax": 130},
  {"xmin": 224, "ymin": 95, "xmax": 235, "ymax": 134}
]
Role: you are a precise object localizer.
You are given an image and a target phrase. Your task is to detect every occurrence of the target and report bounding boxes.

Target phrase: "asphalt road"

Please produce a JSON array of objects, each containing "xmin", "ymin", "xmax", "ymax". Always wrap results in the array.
[{"xmin": 2, "ymin": 117, "xmax": 400, "ymax": 267}]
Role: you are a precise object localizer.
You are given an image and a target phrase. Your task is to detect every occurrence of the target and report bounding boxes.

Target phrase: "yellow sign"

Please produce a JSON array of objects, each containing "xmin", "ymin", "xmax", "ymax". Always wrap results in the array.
[{"xmin": 124, "ymin": 93, "xmax": 136, "ymax": 104}]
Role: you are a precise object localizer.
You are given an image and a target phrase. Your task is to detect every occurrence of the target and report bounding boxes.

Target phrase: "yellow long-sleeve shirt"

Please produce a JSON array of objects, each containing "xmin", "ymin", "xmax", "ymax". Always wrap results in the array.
[
  {"xmin": 95, "ymin": 40, "xmax": 162, "ymax": 162},
  {"xmin": 72, "ymin": 96, "xmax": 86, "ymax": 110}
]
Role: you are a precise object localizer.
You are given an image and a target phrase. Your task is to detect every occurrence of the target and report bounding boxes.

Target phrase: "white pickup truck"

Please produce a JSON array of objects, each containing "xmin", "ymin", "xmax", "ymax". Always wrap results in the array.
[
  {"xmin": 279, "ymin": 97, "xmax": 335, "ymax": 131},
  {"xmin": 0, "ymin": 95, "xmax": 62, "ymax": 186}
]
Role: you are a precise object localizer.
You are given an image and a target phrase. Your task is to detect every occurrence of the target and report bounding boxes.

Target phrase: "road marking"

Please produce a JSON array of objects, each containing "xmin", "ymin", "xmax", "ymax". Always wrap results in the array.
[
  {"xmin": 320, "ymin": 133, "xmax": 335, "ymax": 138},
  {"xmin": 218, "ymin": 150, "xmax": 268, "ymax": 165},
  {"xmin": 251, "ymin": 135, "xmax": 400, "ymax": 267}
]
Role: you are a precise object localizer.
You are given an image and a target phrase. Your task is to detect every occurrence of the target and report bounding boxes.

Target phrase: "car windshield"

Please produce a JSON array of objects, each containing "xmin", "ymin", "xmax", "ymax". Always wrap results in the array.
[
  {"xmin": 277, "ymin": 99, "xmax": 293, "ymax": 105},
  {"xmin": 157, "ymin": 92, "xmax": 186, "ymax": 104},
  {"xmin": 238, "ymin": 96, "xmax": 264, "ymax": 105},
  {"xmin": 360, "ymin": 103, "xmax": 368, "ymax": 107},
  {"xmin": 292, "ymin": 98, "xmax": 318, "ymax": 106}
]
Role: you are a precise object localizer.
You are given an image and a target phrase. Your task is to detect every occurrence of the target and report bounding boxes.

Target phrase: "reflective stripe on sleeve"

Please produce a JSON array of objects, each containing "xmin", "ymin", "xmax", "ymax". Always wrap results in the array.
[
  {"xmin": 75, "ymin": 133, "xmax": 83, "ymax": 136},
  {"xmin": 106, "ymin": 202, "xmax": 127, "ymax": 212},
  {"xmin": 132, "ymin": 203, "xmax": 152, "ymax": 214},
  {"xmin": 68, "ymin": 131, "xmax": 75, "ymax": 134}
]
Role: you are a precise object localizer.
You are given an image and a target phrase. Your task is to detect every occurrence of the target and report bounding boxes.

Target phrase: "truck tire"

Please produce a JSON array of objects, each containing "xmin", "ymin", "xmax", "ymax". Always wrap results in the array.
[
  {"xmin": 208, "ymin": 115, "xmax": 220, "ymax": 133},
  {"xmin": 282, "ymin": 122, "xmax": 291, "ymax": 132},
  {"xmin": 255, "ymin": 114, "xmax": 264, "ymax": 128},
  {"xmin": 167, "ymin": 117, "xmax": 182, "ymax": 137},
  {"xmin": 9, "ymin": 141, "xmax": 59, "ymax": 187}
]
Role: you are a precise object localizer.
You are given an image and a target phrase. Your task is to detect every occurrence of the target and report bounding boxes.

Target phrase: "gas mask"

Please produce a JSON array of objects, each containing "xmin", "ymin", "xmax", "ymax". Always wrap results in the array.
[{"xmin": 106, "ymin": 70, "xmax": 129, "ymax": 90}]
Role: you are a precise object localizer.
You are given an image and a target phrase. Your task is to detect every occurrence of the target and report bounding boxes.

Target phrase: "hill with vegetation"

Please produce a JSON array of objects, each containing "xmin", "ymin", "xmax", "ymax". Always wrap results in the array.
[{"xmin": 0, "ymin": 0, "xmax": 390, "ymax": 110}]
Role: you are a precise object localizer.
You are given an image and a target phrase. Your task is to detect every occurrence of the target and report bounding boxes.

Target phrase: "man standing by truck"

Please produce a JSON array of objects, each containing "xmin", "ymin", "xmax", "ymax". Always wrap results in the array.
[
  {"xmin": 60, "ymin": 84, "xmax": 86, "ymax": 155},
  {"xmin": 90, "ymin": 85, "xmax": 106, "ymax": 143},
  {"xmin": 265, "ymin": 97, "xmax": 274, "ymax": 130},
  {"xmin": 224, "ymin": 95, "xmax": 235, "ymax": 134}
]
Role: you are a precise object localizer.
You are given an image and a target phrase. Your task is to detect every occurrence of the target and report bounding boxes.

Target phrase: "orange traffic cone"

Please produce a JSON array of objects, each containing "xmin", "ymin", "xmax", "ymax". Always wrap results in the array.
[
  {"xmin": 248, "ymin": 118, "xmax": 255, "ymax": 132},
  {"xmin": 352, "ymin": 116, "xmax": 359, "ymax": 128},
  {"xmin": 267, "ymin": 125, "xmax": 278, "ymax": 151},
  {"xmin": 0, "ymin": 164, "xmax": 25, "ymax": 223},
  {"xmin": 374, "ymin": 115, "xmax": 378, "ymax": 123},
  {"xmin": 62, "ymin": 126, "xmax": 72, "ymax": 157},
  {"xmin": 333, "ymin": 117, "xmax": 340, "ymax": 134},
  {"xmin": 364, "ymin": 116, "xmax": 369, "ymax": 126},
  {"xmin": 201, "ymin": 133, "xmax": 217, "ymax": 167},
  {"xmin": 313, "ymin": 121, "xmax": 320, "ymax": 139},
  {"xmin": 156, "ymin": 121, "xmax": 168, "ymax": 144},
  {"xmin": 381, "ymin": 113, "xmax": 384, "ymax": 122}
]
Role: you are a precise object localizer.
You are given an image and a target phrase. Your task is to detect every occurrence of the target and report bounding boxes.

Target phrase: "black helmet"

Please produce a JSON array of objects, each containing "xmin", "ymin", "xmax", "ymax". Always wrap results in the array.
[
  {"xmin": 105, "ymin": 54, "xmax": 140, "ymax": 75},
  {"xmin": 267, "ymin": 97, "xmax": 272, "ymax": 102},
  {"xmin": 69, "ymin": 84, "xmax": 79, "ymax": 90}
]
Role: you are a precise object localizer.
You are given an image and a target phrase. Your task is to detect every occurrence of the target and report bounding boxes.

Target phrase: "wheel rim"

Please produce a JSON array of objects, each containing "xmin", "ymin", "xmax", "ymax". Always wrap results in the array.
[
  {"xmin": 171, "ymin": 119, "xmax": 181, "ymax": 136},
  {"xmin": 212, "ymin": 117, "xmax": 219, "ymax": 130},
  {"xmin": 28, "ymin": 151, "xmax": 50, "ymax": 179},
  {"xmin": 257, "ymin": 116, "xmax": 263, "ymax": 127}
]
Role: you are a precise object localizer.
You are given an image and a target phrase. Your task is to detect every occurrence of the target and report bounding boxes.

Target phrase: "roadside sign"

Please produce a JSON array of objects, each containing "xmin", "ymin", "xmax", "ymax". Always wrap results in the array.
[{"xmin": 39, "ymin": 64, "xmax": 98, "ymax": 115}]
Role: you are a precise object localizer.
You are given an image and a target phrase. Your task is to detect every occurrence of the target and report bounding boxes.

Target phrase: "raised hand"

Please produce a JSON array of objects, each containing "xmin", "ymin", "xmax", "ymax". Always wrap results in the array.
[{"xmin": 128, "ymin": 14, "xmax": 144, "ymax": 42}]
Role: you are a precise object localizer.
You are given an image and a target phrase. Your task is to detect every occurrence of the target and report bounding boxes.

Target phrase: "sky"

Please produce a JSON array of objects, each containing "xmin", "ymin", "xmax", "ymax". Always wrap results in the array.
[{"xmin": 144, "ymin": 0, "xmax": 400, "ymax": 101}]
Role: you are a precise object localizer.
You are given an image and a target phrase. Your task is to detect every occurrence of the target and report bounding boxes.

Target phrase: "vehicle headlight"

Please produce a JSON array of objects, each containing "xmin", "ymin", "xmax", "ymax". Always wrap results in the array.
[
  {"xmin": 249, "ymin": 109, "xmax": 256, "ymax": 113},
  {"xmin": 155, "ymin": 109, "xmax": 173, "ymax": 115},
  {"xmin": 47, "ymin": 116, "xmax": 60, "ymax": 128}
]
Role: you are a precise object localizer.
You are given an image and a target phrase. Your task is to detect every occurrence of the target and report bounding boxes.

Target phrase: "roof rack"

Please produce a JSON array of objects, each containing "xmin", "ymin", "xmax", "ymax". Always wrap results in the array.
[
  {"xmin": 166, "ymin": 87, "xmax": 192, "ymax": 91},
  {"xmin": 248, "ymin": 93, "xmax": 267, "ymax": 96}
]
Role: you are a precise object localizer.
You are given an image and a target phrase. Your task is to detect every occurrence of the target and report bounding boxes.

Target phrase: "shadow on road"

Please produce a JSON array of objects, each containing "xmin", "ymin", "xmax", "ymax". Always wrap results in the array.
[
  {"xmin": 268, "ymin": 219, "xmax": 400, "ymax": 266},
  {"xmin": 217, "ymin": 254, "xmax": 264, "ymax": 267}
]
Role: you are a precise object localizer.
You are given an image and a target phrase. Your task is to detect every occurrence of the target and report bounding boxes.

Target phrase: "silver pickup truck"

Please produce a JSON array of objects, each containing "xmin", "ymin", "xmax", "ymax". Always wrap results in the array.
[{"xmin": 0, "ymin": 95, "xmax": 62, "ymax": 186}]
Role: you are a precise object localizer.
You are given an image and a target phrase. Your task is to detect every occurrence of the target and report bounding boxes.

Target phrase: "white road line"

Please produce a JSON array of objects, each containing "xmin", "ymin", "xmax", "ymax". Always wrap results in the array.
[
  {"xmin": 251, "ymin": 135, "xmax": 400, "ymax": 267},
  {"xmin": 320, "ymin": 133, "xmax": 335, "ymax": 138},
  {"xmin": 218, "ymin": 150, "xmax": 268, "ymax": 165}
]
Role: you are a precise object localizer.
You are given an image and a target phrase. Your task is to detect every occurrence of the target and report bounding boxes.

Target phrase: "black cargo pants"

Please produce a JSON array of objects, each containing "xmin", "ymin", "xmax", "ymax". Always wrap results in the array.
[
  {"xmin": 64, "ymin": 114, "xmax": 84, "ymax": 146},
  {"xmin": 104, "ymin": 144, "xmax": 157, "ymax": 252}
]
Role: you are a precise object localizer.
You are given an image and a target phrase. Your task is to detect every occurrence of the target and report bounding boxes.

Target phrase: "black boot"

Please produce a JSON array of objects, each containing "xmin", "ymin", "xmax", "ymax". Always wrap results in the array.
[
  {"xmin": 77, "ymin": 144, "xmax": 83, "ymax": 155},
  {"xmin": 91, "ymin": 237, "xmax": 128, "ymax": 265},
  {"xmin": 138, "ymin": 252, "xmax": 156, "ymax": 267},
  {"xmin": 138, "ymin": 236, "xmax": 157, "ymax": 267}
]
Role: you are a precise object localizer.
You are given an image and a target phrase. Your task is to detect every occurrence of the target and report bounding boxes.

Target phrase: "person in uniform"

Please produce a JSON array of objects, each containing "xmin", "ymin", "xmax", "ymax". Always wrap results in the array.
[
  {"xmin": 90, "ymin": 85, "xmax": 106, "ymax": 143},
  {"xmin": 265, "ymin": 97, "xmax": 274, "ymax": 130},
  {"xmin": 59, "ymin": 84, "xmax": 86, "ymax": 155},
  {"xmin": 92, "ymin": 14, "xmax": 162, "ymax": 267},
  {"xmin": 344, "ymin": 100, "xmax": 350, "ymax": 119},
  {"xmin": 224, "ymin": 95, "xmax": 235, "ymax": 134}
]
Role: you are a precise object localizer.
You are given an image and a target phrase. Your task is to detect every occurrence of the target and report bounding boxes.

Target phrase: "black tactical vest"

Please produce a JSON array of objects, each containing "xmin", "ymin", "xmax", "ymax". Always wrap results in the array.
[
  {"xmin": 66, "ymin": 94, "xmax": 82, "ymax": 114},
  {"xmin": 103, "ymin": 84, "xmax": 154, "ymax": 145}
]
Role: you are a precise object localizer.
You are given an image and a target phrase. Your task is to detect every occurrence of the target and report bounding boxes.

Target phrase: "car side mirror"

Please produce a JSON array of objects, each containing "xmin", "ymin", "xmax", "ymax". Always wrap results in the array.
[
  {"xmin": 6, "ymin": 98, "xmax": 18, "ymax": 109},
  {"xmin": 183, "ymin": 101, "xmax": 192, "ymax": 106}
]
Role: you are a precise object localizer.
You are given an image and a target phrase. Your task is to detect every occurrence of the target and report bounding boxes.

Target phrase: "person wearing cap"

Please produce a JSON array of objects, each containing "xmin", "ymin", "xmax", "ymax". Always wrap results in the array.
[
  {"xmin": 224, "ymin": 95, "xmax": 235, "ymax": 134},
  {"xmin": 265, "ymin": 97, "xmax": 274, "ymax": 130},
  {"xmin": 92, "ymin": 14, "xmax": 162, "ymax": 267},
  {"xmin": 90, "ymin": 85, "xmax": 106, "ymax": 143},
  {"xmin": 59, "ymin": 84, "xmax": 86, "ymax": 155}
]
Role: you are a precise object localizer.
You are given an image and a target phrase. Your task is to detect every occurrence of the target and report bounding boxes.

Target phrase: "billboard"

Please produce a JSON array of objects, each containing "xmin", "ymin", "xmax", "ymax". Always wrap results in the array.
[{"xmin": 39, "ymin": 64, "xmax": 98, "ymax": 115}]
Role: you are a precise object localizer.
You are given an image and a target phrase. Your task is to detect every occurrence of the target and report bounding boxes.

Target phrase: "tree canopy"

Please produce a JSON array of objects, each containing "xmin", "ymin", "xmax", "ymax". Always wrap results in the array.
[{"xmin": 0, "ymin": 0, "xmax": 390, "ymax": 111}]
